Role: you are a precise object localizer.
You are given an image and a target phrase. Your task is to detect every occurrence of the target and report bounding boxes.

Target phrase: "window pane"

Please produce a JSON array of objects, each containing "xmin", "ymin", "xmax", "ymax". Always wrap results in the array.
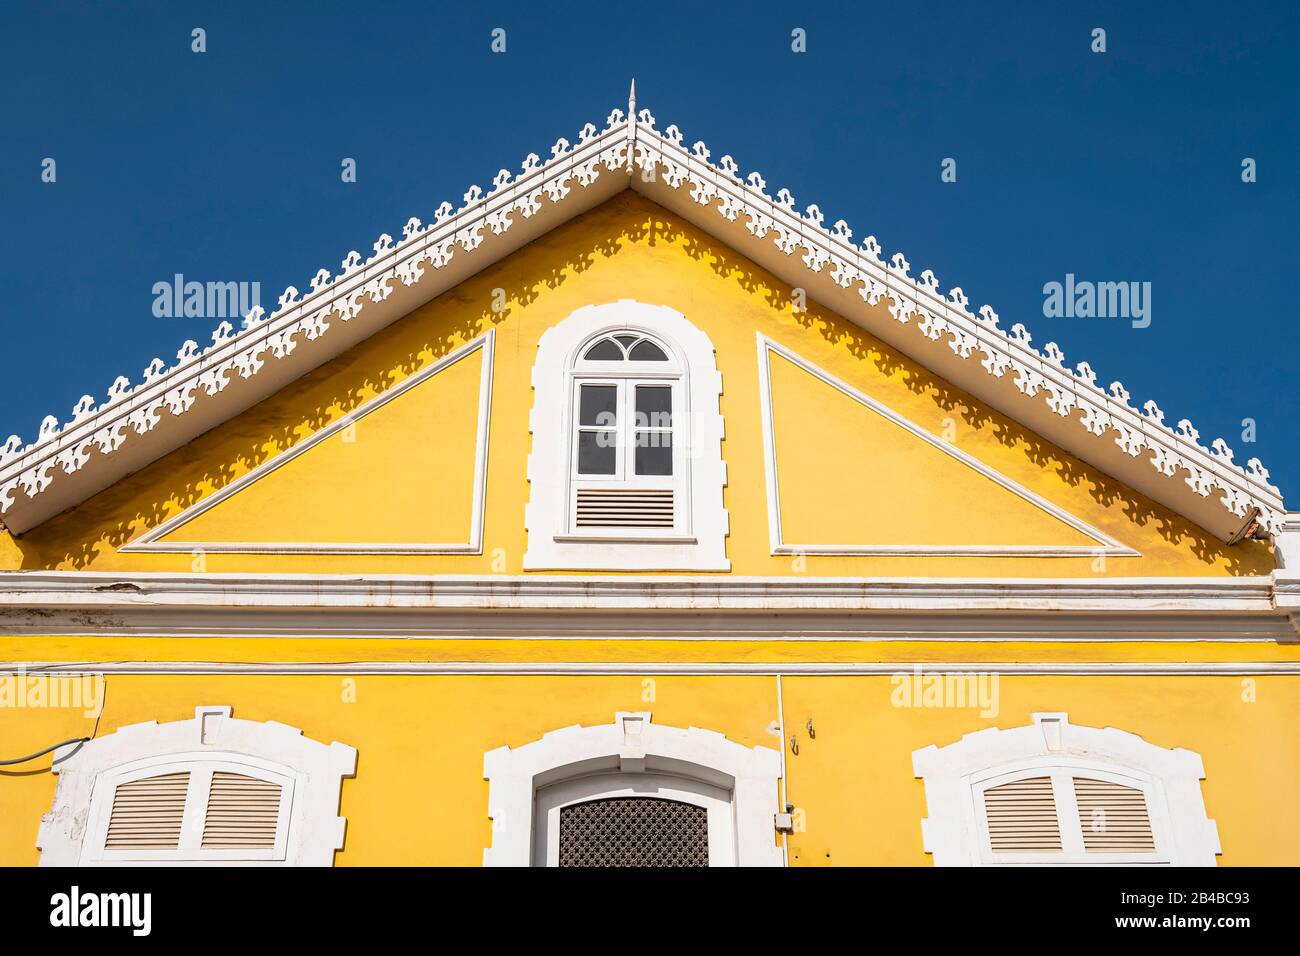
[
  {"xmin": 629, "ymin": 340, "xmax": 668, "ymax": 361},
  {"xmin": 635, "ymin": 431, "xmax": 673, "ymax": 475},
  {"xmin": 583, "ymin": 339, "xmax": 624, "ymax": 361},
  {"xmin": 614, "ymin": 335, "xmax": 639, "ymax": 350},
  {"xmin": 578, "ymin": 431, "xmax": 617, "ymax": 474},
  {"xmin": 579, "ymin": 384, "xmax": 617, "ymax": 427},
  {"xmin": 635, "ymin": 385, "xmax": 672, "ymax": 427}
]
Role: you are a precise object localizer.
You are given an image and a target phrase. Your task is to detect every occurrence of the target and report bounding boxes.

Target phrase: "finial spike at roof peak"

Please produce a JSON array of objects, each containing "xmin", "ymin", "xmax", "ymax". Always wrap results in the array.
[{"xmin": 628, "ymin": 78, "xmax": 636, "ymax": 116}]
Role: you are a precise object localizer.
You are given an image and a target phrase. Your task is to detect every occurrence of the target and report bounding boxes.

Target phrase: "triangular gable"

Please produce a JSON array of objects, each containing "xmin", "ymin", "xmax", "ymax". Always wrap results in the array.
[
  {"xmin": 121, "ymin": 332, "xmax": 493, "ymax": 554},
  {"xmin": 0, "ymin": 88, "xmax": 1283, "ymax": 540},
  {"xmin": 756, "ymin": 335, "xmax": 1135, "ymax": 557}
]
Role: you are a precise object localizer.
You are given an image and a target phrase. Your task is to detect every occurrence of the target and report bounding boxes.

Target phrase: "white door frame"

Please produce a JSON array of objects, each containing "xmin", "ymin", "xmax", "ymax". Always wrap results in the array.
[{"xmin": 483, "ymin": 712, "xmax": 783, "ymax": 867}]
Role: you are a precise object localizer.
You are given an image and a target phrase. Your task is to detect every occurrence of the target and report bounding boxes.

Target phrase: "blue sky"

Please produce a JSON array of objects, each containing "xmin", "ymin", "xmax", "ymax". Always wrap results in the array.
[{"xmin": 2, "ymin": 1, "xmax": 1296, "ymax": 502}]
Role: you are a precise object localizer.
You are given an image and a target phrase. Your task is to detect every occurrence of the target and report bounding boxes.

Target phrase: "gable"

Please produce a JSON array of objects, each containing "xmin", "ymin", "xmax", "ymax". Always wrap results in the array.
[
  {"xmin": 4, "ymin": 192, "xmax": 1272, "ymax": 578},
  {"xmin": 0, "ymin": 96, "xmax": 1282, "ymax": 546}
]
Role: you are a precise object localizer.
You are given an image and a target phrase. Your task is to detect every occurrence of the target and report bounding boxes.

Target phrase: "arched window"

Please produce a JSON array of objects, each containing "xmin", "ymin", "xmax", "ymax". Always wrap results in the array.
[
  {"xmin": 483, "ymin": 712, "xmax": 781, "ymax": 867},
  {"xmin": 912, "ymin": 713, "xmax": 1220, "ymax": 866},
  {"xmin": 37, "ymin": 706, "xmax": 356, "ymax": 867},
  {"xmin": 525, "ymin": 301, "xmax": 728, "ymax": 571},
  {"xmin": 570, "ymin": 330, "xmax": 680, "ymax": 530}
]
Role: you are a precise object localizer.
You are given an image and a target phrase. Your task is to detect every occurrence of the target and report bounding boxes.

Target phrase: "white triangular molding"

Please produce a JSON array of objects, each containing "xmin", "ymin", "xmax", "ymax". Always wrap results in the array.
[
  {"xmin": 121, "ymin": 331, "xmax": 494, "ymax": 554},
  {"xmin": 756, "ymin": 334, "xmax": 1138, "ymax": 557}
]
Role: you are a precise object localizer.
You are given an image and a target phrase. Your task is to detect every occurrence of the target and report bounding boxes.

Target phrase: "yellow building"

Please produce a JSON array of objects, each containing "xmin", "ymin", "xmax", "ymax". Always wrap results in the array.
[{"xmin": 2, "ymin": 92, "xmax": 1296, "ymax": 867}]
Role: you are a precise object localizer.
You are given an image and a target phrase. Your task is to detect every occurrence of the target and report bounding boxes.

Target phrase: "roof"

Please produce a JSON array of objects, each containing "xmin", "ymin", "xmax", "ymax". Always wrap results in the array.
[{"xmin": 0, "ymin": 86, "xmax": 1285, "ymax": 539}]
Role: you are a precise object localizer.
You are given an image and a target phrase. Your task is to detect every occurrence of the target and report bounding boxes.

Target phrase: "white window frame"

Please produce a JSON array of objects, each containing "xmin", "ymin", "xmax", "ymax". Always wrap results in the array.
[
  {"xmin": 568, "ymin": 334, "xmax": 685, "ymax": 534},
  {"xmin": 524, "ymin": 300, "xmax": 729, "ymax": 570},
  {"xmin": 533, "ymin": 771, "xmax": 733, "ymax": 867},
  {"xmin": 968, "ymin": 760, "xmax": 1171, "ymax": 866},
  {"xmin": 483, "ymin": 712, "xmax": 781, "ymax": 867},
  {"xmin": 82, "ymin": 752, "xmax": 296, "ymax": 865},
  {"xmin": 912, "ymin": 712, "xmax": 1220, "ymax": 866},
  {"xmin": 38, "ymin": 705, "xmax": 357, "ymax": 867}
]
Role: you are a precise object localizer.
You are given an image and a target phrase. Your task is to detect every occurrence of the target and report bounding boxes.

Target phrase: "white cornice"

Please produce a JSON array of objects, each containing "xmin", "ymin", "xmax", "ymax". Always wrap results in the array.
[
  {"xmin": 0, "ymin": 572, "xmax": 1292, "ymax": 623},
  {"xmin": 0, "ymin": 94, "xmax": 1286, "ymax": 539}
]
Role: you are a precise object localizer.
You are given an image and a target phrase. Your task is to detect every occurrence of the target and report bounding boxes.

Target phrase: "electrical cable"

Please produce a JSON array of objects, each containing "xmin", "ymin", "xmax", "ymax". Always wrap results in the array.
[
  {"xmin": 0, "ymin": 738, "xmax": 88, "ymax": 766},
  {"xmin": 0, "ymin": 672, "xmax": 108, "ymax": 766}
]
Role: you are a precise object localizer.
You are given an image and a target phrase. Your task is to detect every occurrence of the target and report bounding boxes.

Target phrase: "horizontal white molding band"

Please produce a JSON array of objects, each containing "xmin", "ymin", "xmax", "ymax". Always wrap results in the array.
[
  {"xmin": 0, "ymin": 612, "xmax": 1293, "ymax": 641},
  {"xmin": 10, "ymin": 661, "xmax": 1300, "ymax": 676},
  {"xmin": 0, "ymin": 571, "xmax": 1283, "ymax": 612}
]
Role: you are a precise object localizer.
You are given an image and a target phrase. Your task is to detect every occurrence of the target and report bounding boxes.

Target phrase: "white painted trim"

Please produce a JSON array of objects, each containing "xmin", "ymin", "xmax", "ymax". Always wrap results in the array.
[
  {"xmin": 0, "ymin": 570, "xmax": 1278, "ymax": 612},
  {"xmin": 120, "ymin": 332, "xmax": 494, "ymax": 555},
  {"xmin": 756, "ymin": 334, "xmax": 1138, "ymax": 558},
  {"xmin": 482, "ymin": 712, "xmax": 782, "ymax": 866},
  {"xmin": 523, "ymin": 301, "xmax": 729, "ymax": 570},
  {"xmin": 37, "ymin": 705, "xmax": 357, "ymax": 867},
  {"xmin": 912, "ymin": 712, "xmax": 1220, "ymax": 866},
  {"xmin": 13, "ymin": 661, "xmax": 1300, "ymax": 676},
  {"xmin": 4, "ymin": 572, "xmax": 1294, "ymax": 640}
]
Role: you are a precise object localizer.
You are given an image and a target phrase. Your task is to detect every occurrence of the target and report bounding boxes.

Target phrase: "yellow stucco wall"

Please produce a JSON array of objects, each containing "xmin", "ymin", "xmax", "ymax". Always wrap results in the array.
[{"xmin": 2, "ymin": 670, "xmax": 1297, "ymax": 866}]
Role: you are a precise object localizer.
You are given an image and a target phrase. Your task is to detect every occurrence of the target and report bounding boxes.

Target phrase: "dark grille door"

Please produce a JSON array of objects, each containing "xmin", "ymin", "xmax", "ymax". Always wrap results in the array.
[{"xmin": 558, "ymin": 796, "xmax": 708, "ymax": 867}]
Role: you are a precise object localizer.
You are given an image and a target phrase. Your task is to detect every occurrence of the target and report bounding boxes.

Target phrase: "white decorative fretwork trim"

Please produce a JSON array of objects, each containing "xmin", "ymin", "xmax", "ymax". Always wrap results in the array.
[
  {"xmin": 623, "ymin": 108, "xmax": 1281, "ymax": 538},
  {"xmin": 120, "ymin": 331, "xmax": 494, "ymax": 554},
  {"xmin": 756, "ymin": 334, "xmax": 1138, "ymax": 557},
  {"xmin": 37, "ymin": 705, "xmax": 357, "ymax": 867},
  {"xmin": 0, "ymin": 90, "xmax": 1282, "ymax": 538}
]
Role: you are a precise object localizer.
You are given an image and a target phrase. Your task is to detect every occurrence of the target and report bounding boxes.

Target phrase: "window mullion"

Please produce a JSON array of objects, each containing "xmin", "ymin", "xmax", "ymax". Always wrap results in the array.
[
  {"xmin": 179, "ymin": 766, "xmax": 213, "ymax": 852},
  {"xmin": 1053, "ymin": 771, "xmax": 1085, "ymax": 859},
  {"xmin": 620, "ymin": 379, "xmax": 632, "ymax": 481}
]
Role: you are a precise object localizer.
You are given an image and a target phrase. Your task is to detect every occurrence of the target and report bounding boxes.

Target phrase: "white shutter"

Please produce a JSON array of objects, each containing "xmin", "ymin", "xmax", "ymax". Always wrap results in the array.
[
  {"xmin": 1074, "ymin": 777, "xmax": 1156, "ymax": 852},
  {"xmin": 200, "ymin": 771, "xmax": 284, "ymax": 849},
  {"xmin": 104, "ymin": 772, "xmax": 190, "ymax": 849},
  {"xmin": 982, "ymin": 776, "xmax": 1062, "ymax": 852}
]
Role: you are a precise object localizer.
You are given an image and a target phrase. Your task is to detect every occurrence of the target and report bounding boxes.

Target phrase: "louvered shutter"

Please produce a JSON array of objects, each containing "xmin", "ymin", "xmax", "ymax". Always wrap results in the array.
[
  {"xmin": 104, "ymin": 771, "xmax": 190, "ymax": 849},
  {"xmin": 575, "ymin": 488, "xmax": 674, "ymax": 528},
  {"xmin": 1073, "ymin": 777, "xmax": 1156, "ymax": 852},
  {"xmin": 200, "ymin": 771, "xmax": 283, "ymax": 849},
  {"xmin": 982, "ymin": 776, "xmax": 1063, "ymax": 852}
]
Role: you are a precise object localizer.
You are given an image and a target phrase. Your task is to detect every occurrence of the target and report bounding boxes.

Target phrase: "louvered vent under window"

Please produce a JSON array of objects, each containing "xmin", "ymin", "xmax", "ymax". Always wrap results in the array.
[
  {"xmin": 200, "ymin": 772, "xmax": 283, "ymax": 849},
  {"xmin": 575, "ymin": 489, "xmax": 674, "ymax": 528},
  {"xmin": 1074, "ymin": 777, "xmax": 1155, "ymax": 852},
  {"xmin": 558, "ymin": 797, "xmax": 708, "ymax": 867},
  {"xmin": 983, "ymin": 776, "xmax": 1062, "ymax": 852},
  {"xmin": 105, "ymin": 772, "xmax": 190, "ymax": 850}
]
